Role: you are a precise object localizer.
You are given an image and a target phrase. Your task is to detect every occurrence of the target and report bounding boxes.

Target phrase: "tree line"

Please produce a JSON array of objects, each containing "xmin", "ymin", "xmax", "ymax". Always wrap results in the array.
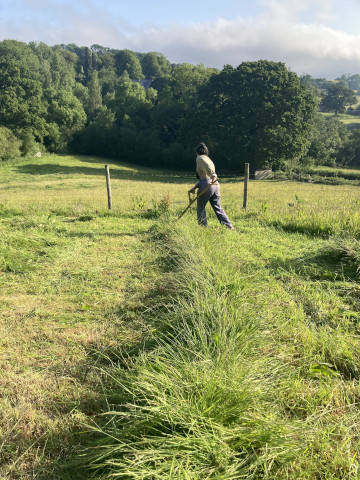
[{"xmin": 0, "ymin": 39, "xmax": 359, "ymax": 170}]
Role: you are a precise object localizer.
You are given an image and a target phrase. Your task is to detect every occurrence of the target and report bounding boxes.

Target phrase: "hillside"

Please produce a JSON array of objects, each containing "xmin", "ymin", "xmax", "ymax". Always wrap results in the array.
[{"xmin": 1, "ymin": 39, "xmax": 360, "ymax": 172}]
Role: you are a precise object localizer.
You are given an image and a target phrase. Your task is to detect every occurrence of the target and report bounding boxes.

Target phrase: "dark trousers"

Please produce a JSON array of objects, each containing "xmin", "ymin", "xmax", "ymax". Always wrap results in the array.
[{"xmin": 197, "ymin": 179, "xmax": 233, "ymax": 228}]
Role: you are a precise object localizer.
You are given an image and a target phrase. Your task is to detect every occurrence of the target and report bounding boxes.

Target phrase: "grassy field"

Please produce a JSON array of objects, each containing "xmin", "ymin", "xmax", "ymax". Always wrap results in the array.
[
  {"xmin": 1, "ymin": 154, "xmax": 360, "ymax": 479},
  {"xmin": 319, "ymin": 111, "xmax": 360, "ymax": 129},
  {"xmin": 306, "ymin": 165, "xmax": 360, "ymax": 181}
]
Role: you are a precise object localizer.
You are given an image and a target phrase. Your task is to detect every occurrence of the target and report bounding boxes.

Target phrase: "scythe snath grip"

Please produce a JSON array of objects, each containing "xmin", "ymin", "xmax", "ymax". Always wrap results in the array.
[{"xmin": 177, "ymin": 178, "xmax": 218, "ymax": 220}]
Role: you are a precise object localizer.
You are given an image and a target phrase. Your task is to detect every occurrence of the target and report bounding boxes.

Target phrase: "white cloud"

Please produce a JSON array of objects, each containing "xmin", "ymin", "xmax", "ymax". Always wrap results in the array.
[
  {"xmin": 122, "ymin": 0, "xmax": 360, "ymax": 78},
  {"xmin": 1, "ymin": 0, "xmax": 360, "ymax": 77}
]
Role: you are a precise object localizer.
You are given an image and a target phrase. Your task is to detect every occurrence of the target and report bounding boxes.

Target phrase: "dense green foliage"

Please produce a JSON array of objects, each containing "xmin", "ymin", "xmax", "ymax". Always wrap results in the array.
[
  {"xmin": 0, "ymin": 39, "xmax": 360, "ymax": 169},
  {"xmin": 338, "ymin": 129, "xmax": 360, "ymax": 167},
  {"xmin": 191, "ymin": 62, "xmax": 317, "ymax": 171},
  {"xmin": 320, "ymin": 83, "xmax": 357, "ymax": 116},
  {"xmin": 0, "ymin": 41, "xmax": 47, "ymax": 139},
  {"xmin": 0, "ymin": 126, "xmax": 21, "ymax": 160},
  {"xmin": 305, "ymin": 115, "xmax": 350, "ymax": 166}
]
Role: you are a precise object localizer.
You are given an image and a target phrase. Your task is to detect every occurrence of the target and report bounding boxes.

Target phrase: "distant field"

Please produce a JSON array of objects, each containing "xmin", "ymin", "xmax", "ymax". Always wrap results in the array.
[
  {"xmin": 308, "ymin": 165, "xmax": 360, "ymax": 176},
  {"xmin": 1, "ymin": 154, "xmax": 360, "ymax": 479},
  {"xmin": 319, "ymin": 111, "xmax": 360, "ymax": 128}
]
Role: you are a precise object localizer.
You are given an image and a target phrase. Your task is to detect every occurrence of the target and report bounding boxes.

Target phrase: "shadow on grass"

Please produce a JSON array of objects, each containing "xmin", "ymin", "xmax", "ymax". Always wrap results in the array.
[
  {"xmin": 269, "ymin": 243, "xmax": 359, "ymax": 283},
  {"xmin": 263, "ymin": 219, "xmax": 360, "ymax": 240},
  {"xmin": 16, "ymin": 162, "xmax": 194, "ymax": 184},
  {"xmin": 67, "ymin": 154, "xmax": 246, "ymax": 183},
  {"xmin": 16, "ymin": 156, "xmax": 245, "ymax": 185}
]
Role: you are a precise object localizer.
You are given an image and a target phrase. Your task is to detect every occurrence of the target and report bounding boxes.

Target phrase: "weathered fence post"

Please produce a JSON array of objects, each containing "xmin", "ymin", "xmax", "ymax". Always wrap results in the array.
[
  {"xmin": 105, "ymin": 164, "xmax": 112, "ymax": 210},
  {"xmin": 243, "ymin": 163, "xmax": 250, "ymax": 210}
]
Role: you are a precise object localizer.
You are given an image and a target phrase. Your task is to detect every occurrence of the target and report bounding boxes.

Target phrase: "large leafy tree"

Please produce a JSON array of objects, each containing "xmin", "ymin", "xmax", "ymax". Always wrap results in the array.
[
  {"xmin": 72, "ymin": 106, "xmax": 117, "ymax": 157},
  {"xmin": 140, "ymin": 52, "xmax": 171, "ymax": 78},
  {"xmin": 338, "ymin": 130, "xmax": 360, "ymax": 167},
  {"xmin": 107, "ymin": 81, "xmax": 151, "ymax": 126},
  {"xmin": 0, "ymin": 40, "xmax": 47, "ymax": 140},
  {"xmin": 320, "ymin": 83, "xmax": 357, "ymax": 116},
  {"xmin": 305, "ymin": 115, "xmax": 349, "ymax": 166},
  {"xmin": 113, "ymin": 49, "xmax": 143, "ymax": 79},
  {"xmin": 192, "ymin": 61, "xmax": 317, "ymax": 170},
  {"xmin": 153, "ymin": 63, "xmax": 217, "ymax": 148},
  {"xmin": 45, "ymin": 89, "xmax": 86, "ymax": 150},
  {"xmin": 96, "ymin": 51, "xmax": 118, "ymax": 97},
  {"xmin": 30, "ymin": 42, "xmax": 78, "ymax": 91},
  {"xmin": 0, "ymin": 126, "xmax": 21, "ymax": 160}
]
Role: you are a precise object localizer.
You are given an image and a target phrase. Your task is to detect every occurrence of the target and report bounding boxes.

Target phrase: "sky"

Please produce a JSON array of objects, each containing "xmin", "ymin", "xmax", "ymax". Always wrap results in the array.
[{"xmin": 1, "ymin": 0, "xmax": 360, "ymax": 79}]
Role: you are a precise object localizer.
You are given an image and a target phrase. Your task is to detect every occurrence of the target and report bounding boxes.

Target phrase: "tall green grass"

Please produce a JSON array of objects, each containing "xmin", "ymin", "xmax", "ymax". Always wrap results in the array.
[
  {"xmin": 222, "ymin": 181, "xmax": 360, "ymax": 239},
  {"xmin": 76, "ymin": 222, "xmax": 360, "ymax": 479}
]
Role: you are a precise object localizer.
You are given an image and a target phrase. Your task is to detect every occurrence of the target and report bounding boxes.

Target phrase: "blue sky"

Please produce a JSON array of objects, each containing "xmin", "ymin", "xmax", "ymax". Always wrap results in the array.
[{"xmin": 1, "ymin": 0, "xmax": 360, "ymax": 78}]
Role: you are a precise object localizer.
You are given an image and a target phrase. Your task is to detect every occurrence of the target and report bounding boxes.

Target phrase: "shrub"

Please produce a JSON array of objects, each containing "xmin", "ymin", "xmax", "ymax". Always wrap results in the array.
[
  {"xmin": 0, "ymin": 126, "xmax": 21, "ymax": 161},
  {"xmin": 18, "ymin": 130, "xmax": 45, "ymax": 156}
]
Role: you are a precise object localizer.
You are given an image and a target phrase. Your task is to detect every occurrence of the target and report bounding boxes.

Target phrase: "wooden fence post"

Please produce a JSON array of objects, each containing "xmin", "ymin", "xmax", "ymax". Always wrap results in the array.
[
  {"xmin": 243, "ymin": 163, "xmax": 250, "ymax": 210},
  {"xmin": 105, "ymin": 164, "xmax": 112, "ymax": 210}
]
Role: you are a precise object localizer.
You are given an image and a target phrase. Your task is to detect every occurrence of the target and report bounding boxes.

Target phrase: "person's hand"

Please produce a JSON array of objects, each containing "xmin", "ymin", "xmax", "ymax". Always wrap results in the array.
[{"xmin": 188, "ymin": 187, "xmax": 197, "ymax": 194}]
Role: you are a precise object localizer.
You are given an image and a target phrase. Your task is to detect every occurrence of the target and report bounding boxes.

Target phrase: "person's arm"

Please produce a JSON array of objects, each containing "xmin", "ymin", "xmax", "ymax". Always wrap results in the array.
[{"xmin": 188, "ymin": 182, "xmax": 199, "ymax": 194}]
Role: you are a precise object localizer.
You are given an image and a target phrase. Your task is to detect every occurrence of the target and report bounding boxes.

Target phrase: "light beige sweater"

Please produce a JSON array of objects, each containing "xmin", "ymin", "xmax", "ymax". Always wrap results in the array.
[{"xmin": 196, "ymin": 155, "xmax": 217, "ymax": 180}]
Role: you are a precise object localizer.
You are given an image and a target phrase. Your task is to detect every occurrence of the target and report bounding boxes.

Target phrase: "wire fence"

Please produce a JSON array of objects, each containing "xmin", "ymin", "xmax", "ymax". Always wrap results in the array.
[{"xmin": 218, "ymin": 170, "xmax": 319, "ymax": 183}]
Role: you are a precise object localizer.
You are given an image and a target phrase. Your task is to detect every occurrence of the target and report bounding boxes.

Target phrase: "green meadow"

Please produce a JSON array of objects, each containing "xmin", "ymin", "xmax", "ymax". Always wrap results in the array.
[
  {"xmin": 319, "ymin": 111, "xmax": 360, "ymax": 129},
  {"xmin": 1, "ymin": 154, "xmax": 360, "ymax": 479}
]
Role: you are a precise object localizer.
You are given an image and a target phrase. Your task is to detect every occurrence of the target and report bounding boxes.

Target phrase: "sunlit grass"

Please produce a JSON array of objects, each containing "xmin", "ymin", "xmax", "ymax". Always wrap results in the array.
[
  {"xmin": 319, "ymin": 111, "xmax": 360, "ymax": 126},
  {"xmin": 0, "ymin": 155, "xmax": 169, "ymax": 477}
]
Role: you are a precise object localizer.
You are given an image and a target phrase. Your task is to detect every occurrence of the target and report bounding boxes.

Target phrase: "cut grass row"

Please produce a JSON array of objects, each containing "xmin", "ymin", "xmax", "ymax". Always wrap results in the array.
[{"xmin": 0, "ymin": 214, "xmax": 154, "ymax": 478}]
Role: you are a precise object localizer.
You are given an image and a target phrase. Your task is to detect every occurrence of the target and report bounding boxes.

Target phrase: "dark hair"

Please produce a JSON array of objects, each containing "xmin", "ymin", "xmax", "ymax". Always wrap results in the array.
[{"xmin": 196, "ymin": 142, "xmax": 209, "ymax": 156}]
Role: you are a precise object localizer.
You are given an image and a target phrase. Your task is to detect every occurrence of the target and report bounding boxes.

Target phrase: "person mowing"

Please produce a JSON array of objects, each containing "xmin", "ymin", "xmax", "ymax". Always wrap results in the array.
[{"xmin": 188, "ymin": 142, "xmax": 234, "ymax": 230}]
